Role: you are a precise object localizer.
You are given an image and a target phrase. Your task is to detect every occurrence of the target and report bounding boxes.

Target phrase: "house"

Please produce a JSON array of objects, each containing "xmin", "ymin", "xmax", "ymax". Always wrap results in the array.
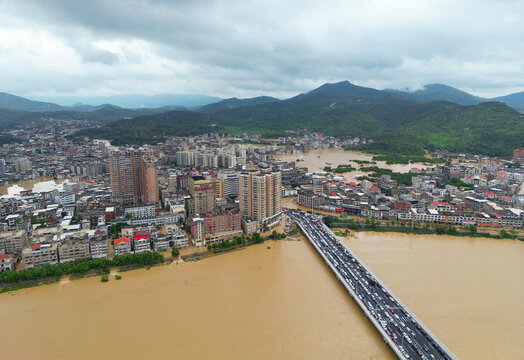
[
  {"xmin": 133, "ymin": 234, "xmax": 151, "ymax": 254},
  {"xmin": 0, "ymin": 253, "xmax": 15, "ymax": 273},
  {"xmin": 22, "ymin": 243, "xmax": 59, "ymax": 269},
  {"xmin": 114, "ymin": 237, "xmax": 132, "ymax": 256}
]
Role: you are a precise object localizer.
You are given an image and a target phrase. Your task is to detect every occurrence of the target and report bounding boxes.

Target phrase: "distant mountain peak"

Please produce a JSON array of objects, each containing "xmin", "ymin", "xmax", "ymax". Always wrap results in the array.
[
  {"xmin": 307, "ymin": 80, "xmax": 384, "ymax": 99},
  {"xmin": 0, "ymin": 92, "xmax": 64, "ymax": 112},
  {"xmin": 389, "ymin": 84, "xmax": 485, "ymax": 106},
  {"xmin": 197, "ymin": 95, "xmax": 280, "ymax": 113}
]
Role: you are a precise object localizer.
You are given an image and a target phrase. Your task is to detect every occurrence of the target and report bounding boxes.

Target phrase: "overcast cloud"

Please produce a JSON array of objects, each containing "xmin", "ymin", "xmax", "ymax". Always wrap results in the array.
[{"xmin": 1, "ymin": 0, "xmax": 523, "ymax": 101}]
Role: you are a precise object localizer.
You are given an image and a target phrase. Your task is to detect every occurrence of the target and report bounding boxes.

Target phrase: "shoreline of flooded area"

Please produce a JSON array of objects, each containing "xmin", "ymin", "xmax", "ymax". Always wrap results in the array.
[
  {"xmin": 275, "ymin": 148, "xmax": 433, "ymax": 182},
  {"xmin": 0, "ymin": 177, "xmax": 69, "ymax": 196},
  {"xmin": 0, "ymin": 231, "xmax": 522, "ymax": 359}
]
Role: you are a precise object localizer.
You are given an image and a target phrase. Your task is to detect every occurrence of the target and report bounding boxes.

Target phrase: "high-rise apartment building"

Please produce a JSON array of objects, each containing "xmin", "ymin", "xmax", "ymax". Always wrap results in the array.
[
  {"xmin": 109, "ymin": 148, "xmax": 159, "ymax": 205},
  {"xmin": 188, "ymin": 176, "xmax": 216, "ymax": 216},
  {"xmin": 219, "ymin": 172, "xmax": 239, "ymax": 198},
  {"xmin": 239, "ymin": 171, "xmax": 282, "ymax": 228},
  {"xmin": 142, "ymin": 153, "xmax": 159, "ymax": 203},
  {"xmin": 176, "ymin": 150, "xmax": 195, "ymax": 167},
  {"xmin": 14, "ymin": 158, "xmax": 32, "ymax": 173}
]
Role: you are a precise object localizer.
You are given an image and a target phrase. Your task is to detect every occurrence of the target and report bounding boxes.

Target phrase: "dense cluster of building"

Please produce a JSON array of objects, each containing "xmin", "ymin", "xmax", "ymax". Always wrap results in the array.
[
  {"xmin": 1, "ymin": 121, "xmax": 523, "ymax": 274},
  {"xmin": 293, "ymin": 156, "xmax": 524, "ymax": 229},
  {"xmin": 0, "ymin": 123, "xmax": 293, "ymax": 271}
]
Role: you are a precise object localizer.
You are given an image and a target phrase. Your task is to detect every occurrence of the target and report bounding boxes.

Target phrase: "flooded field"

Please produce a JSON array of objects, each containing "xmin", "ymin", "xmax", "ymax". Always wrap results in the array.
[{"xmin": 276, "ymin": 148, "xmax": 432, "ymax": 182}]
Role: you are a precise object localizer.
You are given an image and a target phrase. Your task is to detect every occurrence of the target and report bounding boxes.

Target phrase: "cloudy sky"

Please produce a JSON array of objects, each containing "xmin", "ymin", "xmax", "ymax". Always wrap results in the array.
[{"xmin": 1, "ymin": 0, "xmax": 523, "ymax": 102}]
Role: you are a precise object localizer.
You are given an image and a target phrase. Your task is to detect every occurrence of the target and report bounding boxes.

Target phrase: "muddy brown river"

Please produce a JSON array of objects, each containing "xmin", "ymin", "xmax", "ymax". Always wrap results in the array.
[{"xmin": 1, "ymin": 230, "xmax": 522, "ymax": 359}]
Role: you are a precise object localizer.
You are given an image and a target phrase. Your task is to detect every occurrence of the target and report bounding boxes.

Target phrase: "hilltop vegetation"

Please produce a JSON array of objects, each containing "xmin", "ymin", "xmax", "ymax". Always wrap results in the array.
[
  {"xmin": 73, "ymin": 110, "xmax": 216, "ymax": 145},
  {"xmin": 3, "ymin": 81, "xmax": 524, "ymax": 158}
]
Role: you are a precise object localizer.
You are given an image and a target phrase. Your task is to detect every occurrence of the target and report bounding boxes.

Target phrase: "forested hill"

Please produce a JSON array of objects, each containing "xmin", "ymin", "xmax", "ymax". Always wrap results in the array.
[
  {"xmin": 71, "ymin": 81, "xmax": 524, "ymax": 157},
  {"xmin": 197, "ymin": 96, "xmax": 280, "ymax": 113},
  {"xmin": 209, "ymin": 87, "xmax": 524, "ymax": 157},
  {"xmin": 4, "ymin": 81, "xmax": 524, "ymax": 158},
  {"xmin": 0, "ymin": 92, "xmax": 64, "ymax": 111},
  {"xmin": 73, "ymin": 110, "xmax": 216, "ymax": 145},
  {"xmin": 388, "ymin": 84, "xmax": 486, "ymax": 106}
]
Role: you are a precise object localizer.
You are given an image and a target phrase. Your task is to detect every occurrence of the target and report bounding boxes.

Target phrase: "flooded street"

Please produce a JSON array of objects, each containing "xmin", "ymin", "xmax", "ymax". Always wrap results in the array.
[
  {"xmin": 1, "ymin": 231, "xmax": 522, "ymax": 359},
  {"xmin": 276, "ymin": 148, "xmax": 432, "ymax": 182}
]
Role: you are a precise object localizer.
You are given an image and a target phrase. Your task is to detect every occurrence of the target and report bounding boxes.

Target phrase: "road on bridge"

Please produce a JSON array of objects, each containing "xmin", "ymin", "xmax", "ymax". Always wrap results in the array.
[{"xmin": 286, "ymin": 209, "xmax": 456, "ymax": 360}]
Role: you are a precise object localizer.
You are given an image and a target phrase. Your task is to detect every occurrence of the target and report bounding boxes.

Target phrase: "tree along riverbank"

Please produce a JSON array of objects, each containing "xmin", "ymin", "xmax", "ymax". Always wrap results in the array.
[
  {"xmin": 182, "ymin": 231, "xmax": 292, "ymax": 262},
  {"xmin": 0, "ymin": 252, "xmax": 166, "ymax": 292},
  {"xmin": 322, "ymin": 216, "xmax": 524, "ymax": 241}
]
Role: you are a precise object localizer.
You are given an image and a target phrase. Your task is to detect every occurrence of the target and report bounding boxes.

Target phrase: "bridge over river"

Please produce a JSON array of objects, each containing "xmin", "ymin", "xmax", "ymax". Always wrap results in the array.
[{"xmin": 286, "ymin": 209, "xmax": 457, "ymax": 360}]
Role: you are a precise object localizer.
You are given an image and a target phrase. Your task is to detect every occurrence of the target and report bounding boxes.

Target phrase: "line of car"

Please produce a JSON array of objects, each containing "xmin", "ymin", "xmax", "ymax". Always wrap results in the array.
[{"xmin": 285, "ymin": 209, "xmax": 453, "ymax": 360}]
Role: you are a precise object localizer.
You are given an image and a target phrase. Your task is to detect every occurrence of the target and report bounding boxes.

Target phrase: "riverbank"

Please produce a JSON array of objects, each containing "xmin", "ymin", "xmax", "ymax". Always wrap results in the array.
[
  {"xmin": 324, "ymin": 216, "xmax": 524, "ymax": 241},
  {"xmin": 182, "ymin": 231, "xmax": 293, "ymax": 262},
  {"xmin": 0, "ymin": 252, "xmax": 170, "ymax": 293},
  {"xmin": 1, "ymin": 231, "xmax": 522, "ymax": 359}
]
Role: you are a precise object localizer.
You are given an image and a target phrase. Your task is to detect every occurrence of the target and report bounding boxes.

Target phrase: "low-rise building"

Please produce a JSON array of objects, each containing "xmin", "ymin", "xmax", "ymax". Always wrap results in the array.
[
  {"xmin": 298, "ymin": 190, "xmax": 320, "ymax": 209},
  {"xmin": 0, "ymin": 253, "xmax": 15, "ymax": 273},
  {"xmin": 191, "ymin": 212, "xmax": 242, "ymax": 247},
  {"xmin": 172, "ymin": 229, "xmax": 189, "ymax": 248},
  {"xmin": 125, "ymin": 205, "xmax": 156, "ymax": 219},
  {"xmin": 241, "ymin": 218, "xmax": 260, "ymax": 235},
  {"xmin": 114, "ymin": 237, "xmax": 132, "ymax": 256},
  {"xmin": 58, "ymin": 239, "xmax": 90, "ymax": 263},
  {"xmin": 0, "ymin": 230, "xmax": 28, "ymax": 255},
  {"xmin": 151, "ymin": 235, "xmax": 171, "ymax": 252},
  {"xmin": 89, "ymin": 233, "xmax": 109, "ymax": 259},
  {"xmin": 22, "ymin": 243, "xmax": 59, "ymax": 269},
  {"xmin": 133, "ymin": 235, "xmax": 151, "ymax": 253}
]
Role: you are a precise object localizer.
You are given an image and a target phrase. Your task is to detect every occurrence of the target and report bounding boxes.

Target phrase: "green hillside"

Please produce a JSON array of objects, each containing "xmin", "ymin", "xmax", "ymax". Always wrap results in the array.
[
  {"xmin": 8, "ymin": 81, "xmax": 524, "ymax": 158},
  {"xmin": 389, "ymin": 84, "xmax": 485, "ymax": 106},
  {"xmin": 197, "ymin": 96, "xmax": 280, "ymax": 113},
  {"xmin": 73, "ymin": 110, "xmax": 216, "ymax": 145},
  {"xmin": 0, "ymin": 92, "xmax": 64, "ymax": 111}
]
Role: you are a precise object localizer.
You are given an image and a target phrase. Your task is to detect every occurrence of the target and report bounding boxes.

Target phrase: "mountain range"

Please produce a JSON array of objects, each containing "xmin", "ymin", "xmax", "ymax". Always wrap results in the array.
[
  {"xmin": 2, "ymin": 83, "xmax": 523, "ymax": 112},
  {"xmin": 0, "ymin": 93, "xmax": 221, "ymax": 112},
  {"xmin": 1, "ymin": 81, "xmax": 524, "ymax": 158}
]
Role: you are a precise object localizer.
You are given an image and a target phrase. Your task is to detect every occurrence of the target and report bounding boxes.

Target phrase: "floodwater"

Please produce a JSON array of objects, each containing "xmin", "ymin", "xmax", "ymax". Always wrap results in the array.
[
  {"xmin": 0, "ymin": 241, "xmax": 395, "ymax": 360},
  {"xmin": 1, "ymin": 232, "xmax": 523, "ymax": 359},
  {"xmin": 343, "ymin": 232, "xmax": 524, "ymax": 360},
  {"xmin": 276, "ymin": 148, "xmax": 432, "ymax": 182},
  {"xmin": 0, "ymin": 178, "xmax": 68, "ymax": 196}
]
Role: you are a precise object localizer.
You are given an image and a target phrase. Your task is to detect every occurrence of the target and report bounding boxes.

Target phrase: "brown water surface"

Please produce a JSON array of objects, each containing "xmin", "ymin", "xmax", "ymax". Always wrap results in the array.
[
  {"xmin": 0, "ymin": 177, "xmax": 67, "ymax": 195},
  {"xmin": 0, "ymin": 241, "xmax": 394, "ymax": 360},
  {"xmin": 276, "ymin": 148, "xmax": 431, "ymax": 182},
  {"xmin": 343, "ymin": 232, "xmax": 524, "ymax": 360},
  {"xmin": 1, "ymin": 232, "xmax": 522, "ymax": 359}
]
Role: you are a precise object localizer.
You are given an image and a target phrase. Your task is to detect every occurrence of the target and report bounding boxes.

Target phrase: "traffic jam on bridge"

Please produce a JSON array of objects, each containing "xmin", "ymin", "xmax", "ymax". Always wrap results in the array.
[{"xmin": 285, "ymin": 209, "xmax": 454, "ymax": 360}]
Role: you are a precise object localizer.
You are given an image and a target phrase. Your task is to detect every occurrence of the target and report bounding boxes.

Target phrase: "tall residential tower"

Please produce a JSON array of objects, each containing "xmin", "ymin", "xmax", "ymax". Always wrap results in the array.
[
  {"xmin": 109, "ymin": 147, "xmax": 159, "ymax": 205},
  {"xmin": 239, "ymin": 170, "xmax": 282, "ymax": 230}
]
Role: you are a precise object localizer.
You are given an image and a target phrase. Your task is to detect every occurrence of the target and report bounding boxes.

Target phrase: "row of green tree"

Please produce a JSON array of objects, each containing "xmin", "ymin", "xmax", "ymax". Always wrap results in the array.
[
  {"xmin": 206, "ymin": 231, "xmax": 287, "ymax": 251},
  {"xmin": 359, "ymin": 166, "xmax": 416, "ymax": 186},
  {"xmin": 323, "ymin": 216, "xmax": 521, "ymax": 240},
  {"xmin": 437, "ymin": 177, "xmax": 474, "ymax": 190},
  {"xmin": 323, "ymin": 164, "xmax": 356, "ymax": 173},
  {"xmin": 0, "ymin": 252, "xmax": 164, "ymax": 284}
]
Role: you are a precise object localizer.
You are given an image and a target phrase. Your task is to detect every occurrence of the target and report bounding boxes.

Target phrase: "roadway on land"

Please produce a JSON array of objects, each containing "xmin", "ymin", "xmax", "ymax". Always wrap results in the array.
[{"xmin": 286, "ymin": 209, "xmax": 456, "ymax": 360}]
